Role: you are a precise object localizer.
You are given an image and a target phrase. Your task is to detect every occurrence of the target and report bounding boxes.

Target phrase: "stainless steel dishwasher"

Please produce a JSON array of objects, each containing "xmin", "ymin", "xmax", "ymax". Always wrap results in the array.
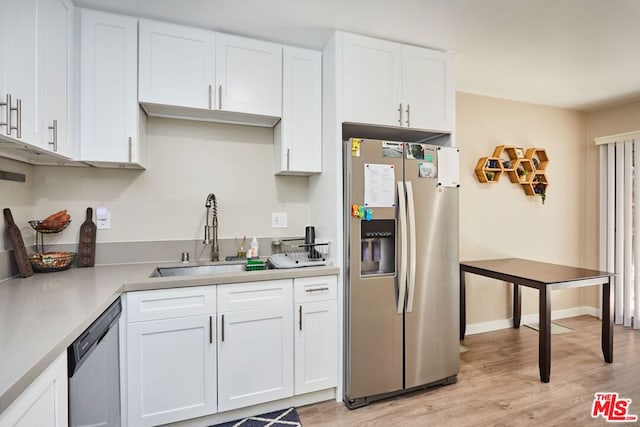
[{"xmin": 68, "ymin": 298, "xmax": 122, "ymax": 427}]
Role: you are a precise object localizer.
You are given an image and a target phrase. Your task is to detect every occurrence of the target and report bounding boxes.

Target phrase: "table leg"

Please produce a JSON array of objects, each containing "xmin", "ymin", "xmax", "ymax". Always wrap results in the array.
[
  {"xmin": 602, "ymin": 278, "xmax": 614, "ymax": 363},
  {"xmin": 460, "ymin": 268, "xmax": 466, "ymax": 340},
  {"xmin": 539, "ymin": 286, "xmax": 551, "ymax": 383},
  {"xmin": 513, "ymin": 283, "xmax": 521, "ymax": 329}
]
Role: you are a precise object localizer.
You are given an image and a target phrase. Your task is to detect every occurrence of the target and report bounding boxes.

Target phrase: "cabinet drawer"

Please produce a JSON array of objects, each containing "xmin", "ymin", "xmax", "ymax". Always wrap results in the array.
[
  {"xmin": 217, "ymin": 280, "xmax": 292, "ymax": 312},
  {"xmin": 294, "ymin": 275, "xmax": 337, "ymax": 303},
  {"xmin": 127, "ymin": 286, "xmax": 216, "ymax": 322}
]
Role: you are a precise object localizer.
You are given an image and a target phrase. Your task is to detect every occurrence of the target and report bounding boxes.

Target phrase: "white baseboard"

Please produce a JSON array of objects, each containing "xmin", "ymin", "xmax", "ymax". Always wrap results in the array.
[{"xmin": 465, "ymin": 306, "xmax": 599, "ymax": 336}]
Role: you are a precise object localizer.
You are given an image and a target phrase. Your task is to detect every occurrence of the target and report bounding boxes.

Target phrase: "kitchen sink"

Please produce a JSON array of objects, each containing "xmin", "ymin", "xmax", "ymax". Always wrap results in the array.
[{"xmin": 150, "ymin": 263, "xmax": 247, "ymax": 278}]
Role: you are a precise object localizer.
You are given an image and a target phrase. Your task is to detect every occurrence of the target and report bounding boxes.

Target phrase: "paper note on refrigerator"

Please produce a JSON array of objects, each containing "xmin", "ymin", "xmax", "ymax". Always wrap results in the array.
[
  {"xmin": 437, "ymin": 147, "xmax": 461, "ymax": 187},
  {"xmin": 364, "ymin": 163, "xmax": 396, "ymax": 207}
]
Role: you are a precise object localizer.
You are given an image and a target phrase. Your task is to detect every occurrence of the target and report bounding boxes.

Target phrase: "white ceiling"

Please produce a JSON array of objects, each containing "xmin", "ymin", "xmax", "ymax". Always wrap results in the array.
[{"xmin": 74, "ymin": 0, "xmax": 640, "ymax": 111}]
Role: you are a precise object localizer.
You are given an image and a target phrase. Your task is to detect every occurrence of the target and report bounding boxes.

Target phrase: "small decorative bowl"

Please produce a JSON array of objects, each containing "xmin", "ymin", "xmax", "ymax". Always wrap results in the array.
[
  {"xmin": 30, "ymin": 252, "xmax": 77, "ymax": 273},
  {"xmin": 28, "ymin": 219, "xmax": 71, "ymax": 233}
]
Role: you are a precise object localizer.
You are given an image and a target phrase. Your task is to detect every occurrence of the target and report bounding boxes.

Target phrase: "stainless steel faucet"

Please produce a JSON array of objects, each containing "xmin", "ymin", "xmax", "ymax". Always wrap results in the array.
[{"xmin": 203, "ymin": 193, "xmax": 219, "ymax": 262}]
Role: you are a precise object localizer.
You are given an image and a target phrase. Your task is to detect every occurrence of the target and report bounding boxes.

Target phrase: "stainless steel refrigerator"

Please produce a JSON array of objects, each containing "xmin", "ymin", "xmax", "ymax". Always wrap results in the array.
[{"xmin": 343, "ymin": 137, "xmax": 459, "ymax": 408}]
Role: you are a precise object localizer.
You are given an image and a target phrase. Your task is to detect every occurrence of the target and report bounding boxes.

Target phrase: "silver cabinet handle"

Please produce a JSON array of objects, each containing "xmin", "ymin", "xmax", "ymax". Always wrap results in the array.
[
  {"xmin": 0, "ymin": 94, "xmax": 9, "ymax": 134},
  {"xmin": 398, "ymin": 103, "xmax": 403, "ymax": 126},
  {"xmin": 128, "ymin": 137, "xmax": 132, "ymax": 162},
  {"xmin": 48, "ymin": 120, "xmax": 58, "ymax": 152},
  {"xmin": 286, "ymin": 148, "xmax": 290, "ymax": 171},
  {"xmin": 405, "ymin": 104, "xmax": 411, "ymax": 127},
  {"xmin": 221, "ymin": 314, "xmax": 225, "ymax": 342},
  {"xmin": 299, "ymin": 306, "xmax": 302, "ymax": 331},
  {"xmin": 218, "ymin": 85, "xmax": 222, "ymax": 110},
  {"xmin": 209, "ymin": 315, "xmax": 213, "ymax": 344},
  {"xmin": 305, "ymin": 287, "xmax": 330, "ymax": 293},
  {"xmin": 208, "ymin": 84, "xmax": 212, "ymax": 109},
  {"xmin": 10, "ymin": 98, "xmax": 21, "ymax": 138}
]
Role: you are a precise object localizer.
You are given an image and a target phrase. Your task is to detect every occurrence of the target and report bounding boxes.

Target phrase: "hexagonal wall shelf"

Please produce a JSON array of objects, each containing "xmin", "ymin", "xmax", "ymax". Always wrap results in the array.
[{"xmin": 476, "ymin": 145, "xmax": 549, "ymax": 201}]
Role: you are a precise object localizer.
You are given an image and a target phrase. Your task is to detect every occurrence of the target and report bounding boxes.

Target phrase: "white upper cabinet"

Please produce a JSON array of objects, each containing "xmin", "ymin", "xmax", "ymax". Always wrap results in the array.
[
  {"xmin": 0, "ymin": 0, "xmax": 76, "ymax": 163},
  {"xmin": 275, "ymin": 46, "xmax": 321, "ymax": 175},
  {"xmin": 401, "ymin": 44, "xmax": 453, "ymax": 132},
  {"xmin": 342, "ymin": 33, "xmax": 402, "ymax": 127},
  {"xmin": 138, "ymin": 19, "xmax": 215, "ymax": 109},
  {"xmin": 138, "ymin": 20, "xmax": 282, "ymax": 126},
  {"xmin": 41, "ymin": 0, "xmax": 74, "ymax": 158},
  {"xmin": 216, "ymin": 33, "xmax": 282, "ymax": 117},
  {"xmin": 2, "ymin": 0, "xmax": 42, "ymax": 145},
  {"xmin": 78, "ymin": 9, "xmax": 143, "ymax": 167},
  {"xmin": 342, "ymin": 32, "xmax": 454, "ymax": 132}
]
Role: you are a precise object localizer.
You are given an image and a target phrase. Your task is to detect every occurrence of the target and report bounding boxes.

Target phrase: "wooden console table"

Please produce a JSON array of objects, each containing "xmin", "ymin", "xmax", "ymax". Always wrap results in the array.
[{"xmin": 459, "ymin": 258, "xmax": 614, "ymax": 383}]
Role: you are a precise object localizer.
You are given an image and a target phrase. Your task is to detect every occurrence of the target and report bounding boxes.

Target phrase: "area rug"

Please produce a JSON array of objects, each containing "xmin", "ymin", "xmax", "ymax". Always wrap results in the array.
[
  {"xmin": 524, "ymin": 322, "xmax": 573, "ymax": 334},
  {"xmin": 210, "ymin": 407, "xmax": 302, "ymax": 427}
]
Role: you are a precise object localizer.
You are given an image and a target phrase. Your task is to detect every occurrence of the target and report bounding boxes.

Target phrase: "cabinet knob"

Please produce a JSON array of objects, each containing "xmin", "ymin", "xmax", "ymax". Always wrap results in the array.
[
  {"xmin": 398, "ymin": 103, "xmax": 403, "ymax": 126},
  {"xmin": 405, "ymin": 104, "xmax": 411, "ymax": 127}
]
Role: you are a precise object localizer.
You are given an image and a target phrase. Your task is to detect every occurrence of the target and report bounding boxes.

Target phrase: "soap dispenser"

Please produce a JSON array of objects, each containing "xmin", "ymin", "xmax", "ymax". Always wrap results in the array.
[{"xmin": 250, "ymin": 236, "xmax": 259, "ymax": 258}]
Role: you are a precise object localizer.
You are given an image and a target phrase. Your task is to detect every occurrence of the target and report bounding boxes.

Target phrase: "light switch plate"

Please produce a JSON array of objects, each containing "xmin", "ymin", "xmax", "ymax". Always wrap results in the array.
[
  {"xmin": 96, "ymin": 206, "xmax": 110, "ymax": 230},
  {"xmin": 272, "ymin": 212, "xmax": 287, "ymax": 228}
]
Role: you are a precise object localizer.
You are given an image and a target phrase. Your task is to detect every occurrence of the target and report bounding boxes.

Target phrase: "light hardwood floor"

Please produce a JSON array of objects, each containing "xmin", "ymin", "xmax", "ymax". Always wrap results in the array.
[{"xmin": 298, "ymin": 316, "xmax": 640, "ymax": 426}]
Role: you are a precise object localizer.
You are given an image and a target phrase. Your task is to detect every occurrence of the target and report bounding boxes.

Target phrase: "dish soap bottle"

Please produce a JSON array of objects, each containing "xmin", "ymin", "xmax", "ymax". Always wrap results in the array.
[{"xmin": 250, "ymin": 236, "xmax": 259, "ymax": 258}]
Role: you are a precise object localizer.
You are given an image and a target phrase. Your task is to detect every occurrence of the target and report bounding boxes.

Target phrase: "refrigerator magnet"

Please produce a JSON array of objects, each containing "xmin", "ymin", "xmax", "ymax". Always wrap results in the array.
[
  {"xmin": 351, "ymin": 139, "xmax": 361, "ymax": 157},
  {"xmin": 418, "ymin": 162, "xmax": 437, "ymax": 178}
]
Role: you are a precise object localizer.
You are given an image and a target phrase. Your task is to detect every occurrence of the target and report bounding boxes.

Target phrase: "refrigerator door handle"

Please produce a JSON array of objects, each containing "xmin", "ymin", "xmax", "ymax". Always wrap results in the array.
[
  {"xmin": 406, "ymin": 181, "xmax": 417, "ymax": 312},
  {"xmin": 397, "ymin": 181, "xmax": 408, "ymax": 314}
]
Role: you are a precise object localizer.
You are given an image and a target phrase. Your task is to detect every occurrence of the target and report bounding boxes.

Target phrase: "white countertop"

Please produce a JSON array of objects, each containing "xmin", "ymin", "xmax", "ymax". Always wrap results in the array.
[{"xmin": 0, "ymin": 262, "xmax": 339, "ymax": 414}]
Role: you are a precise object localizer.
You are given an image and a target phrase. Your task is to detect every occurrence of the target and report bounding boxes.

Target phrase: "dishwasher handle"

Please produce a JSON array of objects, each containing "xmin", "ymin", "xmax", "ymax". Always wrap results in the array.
[{"xmin": 68, "ymin": 298, "xmax": 121, "ymax": 377}]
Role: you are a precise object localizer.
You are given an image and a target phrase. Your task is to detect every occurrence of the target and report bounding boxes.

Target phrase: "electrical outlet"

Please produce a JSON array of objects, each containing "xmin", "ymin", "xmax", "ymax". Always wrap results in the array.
[
  {"xmin": 96, "ymin": 206, "xmax": 111, "ymax": 230},
  {"xmin": 272, "ymin": 212, "xmax": 287, "ymax": 229}
]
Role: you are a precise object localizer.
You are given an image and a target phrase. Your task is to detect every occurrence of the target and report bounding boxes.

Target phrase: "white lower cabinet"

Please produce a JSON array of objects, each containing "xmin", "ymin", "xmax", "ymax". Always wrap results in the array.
[
  {"xmin": 125, "ymin": 286, "xmax": 217, "ymax": 427},
  {"xmin": 294, "ymin": 276, "xmax": 338, "ymax": 394},
  {"xmin": 123, "ymin": 276, "xmax": 335, "ymax": 426},
  {"xmin": 217, "ymin": 279, "xmax": 294, "ymax": 412},
  {"xmin": 126, "ymin": 315, "xmax": 217, "ymax": 427},
  {"xmin": 0, "ymin": 352, "xmax": 67, "ymax": 427},
  {"xmin": 217, "ymin": 306, "xmax": 293, "ymax": 411}
]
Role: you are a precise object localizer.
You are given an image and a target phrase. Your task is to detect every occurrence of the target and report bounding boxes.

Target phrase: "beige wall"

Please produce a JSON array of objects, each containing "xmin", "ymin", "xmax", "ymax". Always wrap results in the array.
[
  {"xmin": 0, "ymin": 157, "xmax": 35, "ymax": 251},
  {"xmin": 20, "ymin": 118, "xmax": 310, "ymax": 248},
  {"xmin": 457, "ymin": 92, "xmax": 592, "ymax": 324}
]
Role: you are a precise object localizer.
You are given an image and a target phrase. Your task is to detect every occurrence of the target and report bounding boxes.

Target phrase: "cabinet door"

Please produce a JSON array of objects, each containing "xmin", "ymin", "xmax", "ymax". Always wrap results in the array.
[
  {"xmin": 216, "ymin": 33, "xmax": 282, "ymax": 117},
  {"xmin": 401, "ymin": 45, "xmax": 454, "ymax": 132},
  {"xmin": 138, "ymin": 19, "xmax": 215, "ymax": 109},
  {"xmin": 342, "ymin": 33, "xmax": 402, "ymax": 127},
  {"xmin": 0, "ymin": 352, "xmax": 67, "ymax": 427},
  {"xmin": 275, "ymin": 46, "xmax": 321, "ymax": 175},
  {"xmin": 0, "ymin": 0, "xmax": 7, "ymax": 132},
  {"xmin": 295, "ymin": 300, "xmax": 337, "ymax": 395},
  {"xmin": 127, "ymin": 315, "xmax": 217, "ymax": 427},
  {"xmin": 3, "ymin": 0, "xmax": 42, "ymax": 144},
  {"xmin": 41, "ymin": 0, "xmax": 73, "ymax": 157},
  {"xmin": 217, "ymin": 307, "xmax": 293, "ymax": 411},
  {"xmin": 79, "ymin": 10, "xmax": 138, "ymax": 164}
]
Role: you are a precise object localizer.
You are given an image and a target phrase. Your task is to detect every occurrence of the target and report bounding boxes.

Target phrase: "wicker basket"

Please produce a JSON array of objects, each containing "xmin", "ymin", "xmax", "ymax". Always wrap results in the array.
[
  {"xmin": 30, "ymin": 252, "xmax": 76, "ymax": 273},
  {"xmin": 28, "ymin": 219, "xmax": 71, "ymax": 233}
]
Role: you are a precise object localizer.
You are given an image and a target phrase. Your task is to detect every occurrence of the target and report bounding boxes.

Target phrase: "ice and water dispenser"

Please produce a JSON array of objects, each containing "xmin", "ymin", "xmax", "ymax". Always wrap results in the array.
[{"xmin": 360, "ymin": 219, "xmax": 396, "ymax": 276}]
